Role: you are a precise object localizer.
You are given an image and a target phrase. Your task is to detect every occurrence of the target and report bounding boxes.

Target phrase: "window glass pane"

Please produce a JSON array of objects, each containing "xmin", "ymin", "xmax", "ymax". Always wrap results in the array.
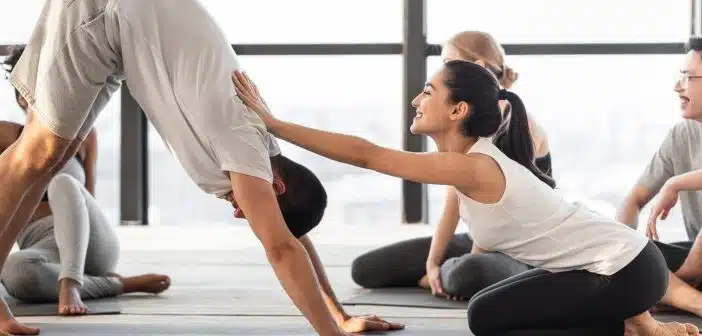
[
  {"xmin": 202, "ymin": 0, "xmax": 402, "ymax": 44},
  {"xmin": 426, "ymin": 55, "xmax": 686, "ymax": 241},
  {"xmin": 428, "ymin": 0, "xmax": 690, "ymax": 44},
  {"xmin": 0, "ymin": 1, "xmax": 44, "ymax": 44},
  {"xmin": 149, "ymin": 55, "xmax": 402, "ymax": 226},
  {"xmin": 92, "ymin": 91, "xmax": 121, "ymax": 225}
]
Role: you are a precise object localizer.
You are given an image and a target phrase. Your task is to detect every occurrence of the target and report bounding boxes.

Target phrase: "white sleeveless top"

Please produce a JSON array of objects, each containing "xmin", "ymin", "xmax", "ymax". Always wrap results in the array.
[{"xmin": 457, "ymin": 138, "xmax": 648, "ymax": 275}]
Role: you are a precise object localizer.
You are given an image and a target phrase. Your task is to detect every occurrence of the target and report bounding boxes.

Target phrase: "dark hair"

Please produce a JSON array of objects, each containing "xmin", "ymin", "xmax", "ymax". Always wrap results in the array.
[
  {"xmin": 686, "ymin": 36, "xmax": 702, "ymax": 53},
  {"xmin": 272, "ymin": 154, "xmax": 328, "ymax": 238},
  {"xmin": 442, "ymin": 60, "xmax": 556, "ymax": 188},
  {"xmin": 1, "ymin": 45, "xmax": 26, "ymax": 109}
]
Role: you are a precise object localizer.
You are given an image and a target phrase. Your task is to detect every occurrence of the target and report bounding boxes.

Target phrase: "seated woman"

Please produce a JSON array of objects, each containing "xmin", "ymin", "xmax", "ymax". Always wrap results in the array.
[
  {"xmin": 1, "ymin": 47, "xmax": 171, "ymax": 317},
  {"xmin": 350, "ymin": 31, "xmax": 553, "ymax": 301},
  {"xmin": 232, "ymin": 63, "xmax": 698, "ymax": 334}
]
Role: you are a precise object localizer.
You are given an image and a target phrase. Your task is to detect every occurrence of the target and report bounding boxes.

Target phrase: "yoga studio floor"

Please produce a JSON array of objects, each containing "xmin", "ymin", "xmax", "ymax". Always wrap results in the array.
[{"xmin": 11, "ymin": 224, "xmax": 702, "ymax": 335}]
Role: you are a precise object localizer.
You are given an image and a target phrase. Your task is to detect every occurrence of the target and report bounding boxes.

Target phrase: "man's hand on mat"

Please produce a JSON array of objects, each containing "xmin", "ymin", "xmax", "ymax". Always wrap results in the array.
[
  {"xmin": 232, "ymin": 71, "xmax": 277, "ymax": 129},
  {"xmin": 339, "ymin": 314, "xmax": 405, "ymax": 333},
  {"xmin": 0, "ymin": 319, "xmax": 40, "ymax": 335},
  {"xmin": 646, "ymin": 184, "xmax": 679, "ymax": 241}
]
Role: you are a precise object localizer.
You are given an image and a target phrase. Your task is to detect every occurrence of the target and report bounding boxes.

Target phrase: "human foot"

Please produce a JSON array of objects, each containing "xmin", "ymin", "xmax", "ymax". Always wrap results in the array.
[
  {"xmin": 418, "ymin": 275, "xmax": 430, "ymax": 289},
  {"xmin": 625, "ymin": 318, "xmax": 698, "ymax": 336},
  {"xmin": 0, "ymin": 319, "xmax": 40, "ymax": 335},
  {"xmin": 58, "ymin": 278, "xmax": 87, "ymax": 316},
  {"xmin": 120, "ymin": 273, "xmax": 171, "ymax": 294}
]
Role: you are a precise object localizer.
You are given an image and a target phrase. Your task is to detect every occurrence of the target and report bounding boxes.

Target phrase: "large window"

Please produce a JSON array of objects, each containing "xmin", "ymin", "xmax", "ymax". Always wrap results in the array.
[
  {"xmin": 201, "ymin": 0, "xmax": 402, "ymax": 44},
  {"xmin": 428, "ymin": 0, "xmax": 690, "ymax": 44},
  {"xmin": 149, "ymin": 55, "xmax": 403, "ymax": 227},
  {"xmin": 0, "ymin": 1, "xmax": 43, "ymax": 44},
  {"xmin": 426, "ymin": 55, "xmax": 687, "ymax": 241}
]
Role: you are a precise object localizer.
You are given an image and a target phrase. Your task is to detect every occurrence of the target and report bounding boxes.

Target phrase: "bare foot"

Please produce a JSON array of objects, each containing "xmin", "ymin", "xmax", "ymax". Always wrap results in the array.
[
  {"xmin": 625, "ymin": 315, "xmax": 698, "ymax": 336},
  {"xmin": 0, "ymin": 319, "xmax": 40, "ymax": 335},
  {"xmin": 58, "ymin": 278, "xmax": 88, "ymax": 316},
  {"xmin": 120, "ymin": 273, "xmax": 171, "ymax": 294}
]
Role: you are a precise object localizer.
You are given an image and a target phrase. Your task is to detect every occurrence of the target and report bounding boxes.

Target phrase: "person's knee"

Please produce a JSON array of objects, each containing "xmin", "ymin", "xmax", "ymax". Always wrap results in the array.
[
  {"xmin": 466, "ymin": 294, "xmax": 495, "ymax": 335},
  {"xmin": 14, "ymin": 121, "xmax": 72, "ymax": 177},
  {"xmin": 47, "ymin": 173, "xmax": 81, "ymax": 197},
  {"xmin": 441, "ymin": 256, "xmax": 488, "ymax": 298},
  {"xmin": 350, "ymin": 252, "xmax": 384, "ymax": 288},
  {"xmin": 1, "ymin": 251, "xmax": 50, "ymax": 301}
]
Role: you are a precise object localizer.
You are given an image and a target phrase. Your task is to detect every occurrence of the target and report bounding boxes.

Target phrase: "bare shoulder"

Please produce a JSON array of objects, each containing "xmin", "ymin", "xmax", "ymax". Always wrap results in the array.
[
  {"xmin": 458, "ymin": 152, "xmax": 506, "ymax": 200},
  {"xmin": 0, "ymin": 121, "xmax": 23, "ymax": 150}
]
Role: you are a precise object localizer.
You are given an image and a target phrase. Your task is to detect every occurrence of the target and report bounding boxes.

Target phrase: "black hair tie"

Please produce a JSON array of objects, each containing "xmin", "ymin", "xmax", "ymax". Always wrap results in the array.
[{"xmin": 498, "ymin": 88, "xmax": 509, "ymax": 100}]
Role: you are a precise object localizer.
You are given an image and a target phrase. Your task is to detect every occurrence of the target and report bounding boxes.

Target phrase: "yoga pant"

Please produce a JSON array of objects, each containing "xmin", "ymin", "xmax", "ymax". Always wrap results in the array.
[
  {"xmin": 653, "ymin": 240, "xmax": 692, "ymax": 272},
  {"xmin": 466, "ymin": 240, "xmax": 667, "ymax": 335},
  {"xmin": 351, "ymin": 234, "xmax": 532, "ymax": 299},
  {"xmin": 351, "ymin": 233, "xmax": 692, "ymax": 303},
  {"xmin": 0, "ymin": 173, "xmax": 122, "ymax": 302}
]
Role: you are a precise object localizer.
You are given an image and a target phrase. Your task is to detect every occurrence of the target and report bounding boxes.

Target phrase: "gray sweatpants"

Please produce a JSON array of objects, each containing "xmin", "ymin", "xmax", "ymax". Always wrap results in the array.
[
  {"xmin": 0, "ymin": 173, "xmax": 122, "ymax": 302},
  {"xmin": 351, "ymin": 234, "xmax": 533, "ymax": 300}
]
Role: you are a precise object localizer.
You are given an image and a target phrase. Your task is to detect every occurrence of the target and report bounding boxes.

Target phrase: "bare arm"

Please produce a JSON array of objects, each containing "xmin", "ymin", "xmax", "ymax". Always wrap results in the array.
[
  {"xmin": 426, "ymin": 188, "xmax": 460, "ymax": 268},
  {"xmin": 229, "ymin": 172, "xmax": 340, "ymax": 336},
  {"xmin": 298, "ymin": 235, "xmax": 348, "ymax": 324},
  {"xmin": 471, "ymin": 243, "xmax": 487, "ymax": 254},
  {"xmin": 233, "ymin": 71, "xmax": 480, "ymax": 189},
  {"xmin": 616, "ymin": 184, "xmax": 655, "ymax": 229},
  {"xmin": 82, "ymin": 130, "xmax": 98, "ymax": 195},
  {"xmin": 269, "ymin": 120, "xmax": 480, "ymax": 189},
  {"xmin": 665, "ymin": 170, "xmax": 702, "ymax": 193}
]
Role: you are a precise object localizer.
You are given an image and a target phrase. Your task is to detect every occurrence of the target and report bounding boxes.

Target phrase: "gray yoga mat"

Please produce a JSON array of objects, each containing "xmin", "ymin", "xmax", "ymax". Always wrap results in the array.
[
  {"xmin": 342, "ymin": 287, "xmax": 469, "ymax": 309},
  {"xmin": 26, "ymin": 319, "xmax": 467, "ymax": 335},
  {"xmin": 0, "ymin": 284, "xmax": 121, "ymax": 316},
  {"xmin": 7, "ymin": 298, "xmax": 121, "ymax": 316}
]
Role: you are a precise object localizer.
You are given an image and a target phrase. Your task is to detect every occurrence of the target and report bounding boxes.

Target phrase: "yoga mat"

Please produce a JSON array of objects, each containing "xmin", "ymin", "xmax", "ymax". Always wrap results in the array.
[
  {"xmin": 342, "ymin": 287, "xmax": 468, "ymax": 309},
  {"xmin": 7, "ymin": 298, "xmax": 121, "ymax": 317},
  {"xmin": 26, "ymin": 318, "xmax": 469, "ymax": 335},
  {"xmin": 0, "ymin": 284, "xmax": 121, "ymax": 316}
]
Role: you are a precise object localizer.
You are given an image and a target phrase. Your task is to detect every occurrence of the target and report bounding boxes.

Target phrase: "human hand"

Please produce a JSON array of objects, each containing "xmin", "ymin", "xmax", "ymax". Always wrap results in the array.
[
  {"xmin": 646, "ymin": 183, "xmax": 679, "ymax": 240},
  {"xmin": 232, "ymin": 71, "xmax": 278, "ymax": 130},
  {"xmin": 339, "ymin": 314, "xmax": 405, "ymax": 333}
]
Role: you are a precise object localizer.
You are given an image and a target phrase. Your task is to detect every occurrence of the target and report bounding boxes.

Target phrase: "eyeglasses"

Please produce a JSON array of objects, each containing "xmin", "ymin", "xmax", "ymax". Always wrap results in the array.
[{"xmin": 677, "ymin": 71, "xmax": 702, "ymax": 89}]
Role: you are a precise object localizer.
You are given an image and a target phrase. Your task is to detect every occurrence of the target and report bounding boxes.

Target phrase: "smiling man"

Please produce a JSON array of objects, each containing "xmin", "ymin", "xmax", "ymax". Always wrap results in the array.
[{"xmin": 617, "ymin": 35, "xmax": 702, "ymax": 317}]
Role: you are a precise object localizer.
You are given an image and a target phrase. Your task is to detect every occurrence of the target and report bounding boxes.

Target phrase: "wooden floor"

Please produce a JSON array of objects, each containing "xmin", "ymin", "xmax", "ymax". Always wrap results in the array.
[
  {"xmin": 10, "ymin": 224, "xmax": 702, "ymax": 335},
  {"xmin": 13, "ymin": 224, "xmax": 472, "ymax": 335}
]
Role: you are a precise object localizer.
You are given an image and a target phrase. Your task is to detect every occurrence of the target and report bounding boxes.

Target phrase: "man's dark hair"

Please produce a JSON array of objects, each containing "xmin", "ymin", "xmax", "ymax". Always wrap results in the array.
[
  {"xmin": 272, "ymin": 154, "xmax": 327, "ymax": 238},
  {"xmin": 686, "ymin": 36, "xmax": 702, "ymax": 53}
]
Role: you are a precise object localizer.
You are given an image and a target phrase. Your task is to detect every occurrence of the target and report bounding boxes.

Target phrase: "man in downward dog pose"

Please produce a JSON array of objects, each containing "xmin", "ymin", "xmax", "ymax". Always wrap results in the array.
[{"xmin": 0, "ymin": 0, "xmax": 401, "ymax": 335}]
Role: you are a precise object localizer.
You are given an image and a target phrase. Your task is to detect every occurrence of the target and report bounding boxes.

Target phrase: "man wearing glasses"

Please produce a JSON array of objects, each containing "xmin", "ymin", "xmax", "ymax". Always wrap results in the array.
[{"xmin": 617, "ymin": 35, "xmax": 702, "ymax": 316}]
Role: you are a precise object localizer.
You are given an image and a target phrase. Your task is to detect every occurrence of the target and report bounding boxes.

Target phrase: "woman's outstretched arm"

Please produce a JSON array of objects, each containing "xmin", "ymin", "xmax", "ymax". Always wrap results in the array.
[{"xmin": 232, "ymin": 71, "xmax": 481, "ymax": 190}]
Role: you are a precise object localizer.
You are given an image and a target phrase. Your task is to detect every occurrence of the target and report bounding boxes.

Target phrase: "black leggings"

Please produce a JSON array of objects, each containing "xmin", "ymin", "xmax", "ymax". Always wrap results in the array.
[
  {"xmin": 466, "ymin": 241, "xmax": 668, "ymax": 335},
  {"xmin": 653, "ymin": 240, "xmax": 692, "ymax": 272},
  {"xmin": 351, "ymin": 234, "xmax": 532, "ymax": 299}
]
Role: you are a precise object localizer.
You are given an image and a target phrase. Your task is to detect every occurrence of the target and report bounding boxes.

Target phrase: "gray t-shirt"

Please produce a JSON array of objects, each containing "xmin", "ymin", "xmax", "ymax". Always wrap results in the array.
[{"xmin": 638, "ymin": 120, "xmax": 702, "ymax": 240}]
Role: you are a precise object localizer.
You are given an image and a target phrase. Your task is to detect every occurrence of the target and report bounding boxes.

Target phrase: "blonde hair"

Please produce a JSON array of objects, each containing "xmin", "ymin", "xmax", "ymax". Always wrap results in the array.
[{"xmin": 444, "ymin": 31, "xmax": 518, "ymax": 88}]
